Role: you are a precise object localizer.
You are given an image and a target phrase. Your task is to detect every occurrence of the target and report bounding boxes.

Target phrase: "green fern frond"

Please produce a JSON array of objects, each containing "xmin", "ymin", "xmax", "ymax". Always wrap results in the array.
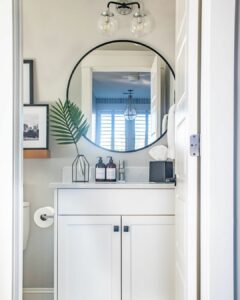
[{"xmin": 49, "ymin": 99, "xmax": 89, "ymax": 155}]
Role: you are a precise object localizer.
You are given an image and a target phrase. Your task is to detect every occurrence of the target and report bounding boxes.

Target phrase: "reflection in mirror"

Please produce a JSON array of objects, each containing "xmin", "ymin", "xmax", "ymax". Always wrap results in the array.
[{"xmin": 67, "ymin": 41, "xmax": 175, "ymax": 152}]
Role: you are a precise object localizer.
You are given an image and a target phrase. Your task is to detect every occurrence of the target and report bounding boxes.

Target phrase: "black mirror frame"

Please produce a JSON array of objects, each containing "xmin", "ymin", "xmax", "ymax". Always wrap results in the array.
[{"xmin": 66, "ymin": 39, "xmax": 175, "ymax": 153}]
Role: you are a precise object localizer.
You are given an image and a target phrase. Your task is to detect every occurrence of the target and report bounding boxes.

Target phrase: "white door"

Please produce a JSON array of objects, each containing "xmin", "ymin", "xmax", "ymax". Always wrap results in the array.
[
  {"xmin": 150, "ymin": 55, "xmax": 161, "ymax": 142},
  {"xmin": 58, "ymin": 216, "xmax": 121, "ymax": 300},
  {"xmin": 175, "ymin": 0, "xmax": 199, "ymax": 299},
  {"xmin": 122, "ymin": 216, "xmax": 175, "ymax": 300}
]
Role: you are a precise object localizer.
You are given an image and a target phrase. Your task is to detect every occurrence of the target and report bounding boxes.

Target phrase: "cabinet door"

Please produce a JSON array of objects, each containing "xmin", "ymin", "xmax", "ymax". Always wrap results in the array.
[
  {"xmin": 58, "ymin": 216, "xmax": 121, "ymax": 300},
  {"xmin": 122, "ymin": 216, "xmax": 174, "ymax": 300}
]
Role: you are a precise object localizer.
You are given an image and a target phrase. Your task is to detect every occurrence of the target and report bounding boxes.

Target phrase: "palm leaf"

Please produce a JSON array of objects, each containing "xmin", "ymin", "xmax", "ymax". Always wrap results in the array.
[{"xmin": 49, "ymin": 99, "xmax": 89, "ymax": 154}]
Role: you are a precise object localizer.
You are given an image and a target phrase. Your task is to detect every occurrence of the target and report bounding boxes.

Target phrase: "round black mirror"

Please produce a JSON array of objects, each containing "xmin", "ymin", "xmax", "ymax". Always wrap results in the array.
[{"xmin": 67, "ymin": 40, "xmax": 175, "ymax": 153}]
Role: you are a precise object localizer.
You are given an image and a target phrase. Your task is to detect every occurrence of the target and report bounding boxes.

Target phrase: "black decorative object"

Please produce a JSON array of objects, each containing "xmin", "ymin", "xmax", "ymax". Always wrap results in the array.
[
  {"xmin": 149, "ymin": 161, "xmax": 174, "ymax": 183},
  {"xmin": 72, "ymin": 154, "xmax": 90, "ymax": 182}
]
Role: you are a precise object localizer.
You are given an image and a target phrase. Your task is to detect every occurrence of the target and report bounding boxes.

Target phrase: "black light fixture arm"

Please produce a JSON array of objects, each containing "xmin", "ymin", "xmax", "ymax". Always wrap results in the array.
[{"xmin": 107, "ymin": 1, "xmax": 141, "ymax": 10}]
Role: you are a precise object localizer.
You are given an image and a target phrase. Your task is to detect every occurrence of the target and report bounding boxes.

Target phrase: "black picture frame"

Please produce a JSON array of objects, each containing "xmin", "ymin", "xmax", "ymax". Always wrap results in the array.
[
  {"xmin": 23, "ymin": 104, "xmax": 49, "ymax": 150},
  {"xmin": 23, "ymin": 60, "xmax": 34, "ymax": 104}
]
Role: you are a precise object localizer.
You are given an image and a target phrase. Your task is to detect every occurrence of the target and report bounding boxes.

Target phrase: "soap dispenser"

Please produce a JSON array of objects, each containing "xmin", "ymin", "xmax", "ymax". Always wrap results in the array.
[
  {"xmin": 106, "ymin": 156, "xmax": 117, "ymax": 182},
  {"xmin": 95, "ymin": 157, "xmax": 106, "ymax": 182}
]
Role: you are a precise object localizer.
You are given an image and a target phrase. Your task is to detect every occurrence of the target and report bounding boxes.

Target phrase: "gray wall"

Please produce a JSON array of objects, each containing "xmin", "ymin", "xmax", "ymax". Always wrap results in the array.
[{"xmin": 23, "ymin": 0, "xmax": 176, "ymax": 289}]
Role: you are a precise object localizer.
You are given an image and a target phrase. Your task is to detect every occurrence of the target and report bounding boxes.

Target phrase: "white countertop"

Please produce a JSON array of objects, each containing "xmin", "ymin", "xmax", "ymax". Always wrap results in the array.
[{"xmin": 50, "ymin": 182, "xmax": 175, "ymax": 189}]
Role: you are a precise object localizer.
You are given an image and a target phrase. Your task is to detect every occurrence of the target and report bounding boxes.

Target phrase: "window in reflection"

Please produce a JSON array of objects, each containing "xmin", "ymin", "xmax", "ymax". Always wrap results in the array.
[
  {"xmin": 99, "ymin": 113, "xmax": 112, "ymax": 149},
  {"xmin": 96, "ymin": 109, "xmax": 152, "ymax": 151},
  {"xmin": 114, "ymin": 114, "xmax": 125, "ymax": 151},
  {"xmin": 93, "ymin": 71, "xmax": 152, "ymax": 151},
  {"xmin": 135, "ymin": 114, "xmax": 147, "ymax": 149}
]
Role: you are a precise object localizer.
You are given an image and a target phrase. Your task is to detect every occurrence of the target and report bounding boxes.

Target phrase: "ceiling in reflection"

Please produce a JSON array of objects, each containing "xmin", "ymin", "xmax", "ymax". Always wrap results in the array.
[{"xmin": 93, "ymin": 72, "xmax": 151, "ymax": 98}]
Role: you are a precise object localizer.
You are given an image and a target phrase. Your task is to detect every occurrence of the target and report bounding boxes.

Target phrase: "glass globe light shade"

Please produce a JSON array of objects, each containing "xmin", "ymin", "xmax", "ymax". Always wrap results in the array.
[
  {"xmin": 131, "ymin": 12, "xmax": 152, "ymax": 37},
  {"xmin": 124, "ymin": 107, "xmax": 137, "ymax": 121},
  {"xmin": 98, "ymin": 11, "xmax": 118, "ymax": 36}
]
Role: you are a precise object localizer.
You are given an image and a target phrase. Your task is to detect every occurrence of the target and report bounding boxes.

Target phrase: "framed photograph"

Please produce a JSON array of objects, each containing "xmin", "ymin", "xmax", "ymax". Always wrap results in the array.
[
  {"xmin": 23, "ymin": 105, "xmax": 49, "ymax": 150},
  {"xmin": 23, "ymin": 60, "xmax": 34, "ymax": 104}
]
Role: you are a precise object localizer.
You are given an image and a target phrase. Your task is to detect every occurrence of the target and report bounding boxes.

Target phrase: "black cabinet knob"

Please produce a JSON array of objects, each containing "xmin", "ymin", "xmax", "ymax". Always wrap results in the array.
[
  {"xmin": 123, "ymin": 225, "xmax": 129, "ymax": 232},
  {"xmin": 113, "ymin": 225, "xmax": 120, "ymax": 232}
]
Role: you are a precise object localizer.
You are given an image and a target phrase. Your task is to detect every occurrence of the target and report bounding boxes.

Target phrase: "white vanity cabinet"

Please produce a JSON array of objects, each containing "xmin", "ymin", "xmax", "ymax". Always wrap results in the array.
[
  {"xmin": 53, "ymin": 183, "xmax": 175, "ymax": 300},
  {"xmin": 122, "ymin": 216, "xmax": 174, "ymax": 300},
  {"xmin": 58, "ymin": 215, "xmax": 121, "ymax": 300}
]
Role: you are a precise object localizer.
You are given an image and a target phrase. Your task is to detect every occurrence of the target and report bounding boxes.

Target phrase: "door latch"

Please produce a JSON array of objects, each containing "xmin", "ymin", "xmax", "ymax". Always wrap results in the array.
[{"xmin": 190, "ymin": 134, "xmax": 200, "ymax": 157}]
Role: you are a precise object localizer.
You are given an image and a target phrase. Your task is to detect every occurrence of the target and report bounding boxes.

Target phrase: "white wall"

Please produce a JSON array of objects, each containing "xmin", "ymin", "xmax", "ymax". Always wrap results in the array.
[
  {"xmin": 236, "ymin": 0, "xmax": 240, "ymax": 298},
  {"xmin": 22, "ymin": 0, "xmax": 175, "ymax": 289}
]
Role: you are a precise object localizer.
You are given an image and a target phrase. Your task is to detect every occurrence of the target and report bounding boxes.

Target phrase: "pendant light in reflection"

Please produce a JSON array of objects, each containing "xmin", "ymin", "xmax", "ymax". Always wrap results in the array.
[{"xmin": 124, "ymin": 89, "xmax": 137, "ymax": 121}]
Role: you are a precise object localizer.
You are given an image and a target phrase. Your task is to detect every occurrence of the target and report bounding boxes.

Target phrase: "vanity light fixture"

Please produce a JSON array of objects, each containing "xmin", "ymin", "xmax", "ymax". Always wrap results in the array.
[
  {"xmin": 98, "ymin": 1, "xmax": 152, "ymax": 37},
  {"xmin": 124, "ymin": 89, "xmax": 137, "ymax": 121}
]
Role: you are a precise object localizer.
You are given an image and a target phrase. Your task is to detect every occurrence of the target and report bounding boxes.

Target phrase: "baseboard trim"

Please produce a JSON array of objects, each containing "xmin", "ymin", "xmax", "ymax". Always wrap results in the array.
[{"xmin": 23, "ymin": 288, "xmax": 54, "ymax": 294}]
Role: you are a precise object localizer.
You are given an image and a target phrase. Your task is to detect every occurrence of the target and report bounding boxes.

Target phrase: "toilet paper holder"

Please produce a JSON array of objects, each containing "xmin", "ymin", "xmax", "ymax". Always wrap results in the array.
[
  {"xmin": 40, "ymin": 213, "xmax": 54, "ymax": 221},
  {"xmin": 34, "ymin": 207, "xmax": 54, "ymax": 228}
]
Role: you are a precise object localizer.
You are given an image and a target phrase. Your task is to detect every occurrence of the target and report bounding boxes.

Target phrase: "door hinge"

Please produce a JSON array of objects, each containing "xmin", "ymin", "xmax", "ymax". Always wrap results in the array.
[{"xmin": 190, "ymin": 134, "xmax": 200, "ymax": 157}]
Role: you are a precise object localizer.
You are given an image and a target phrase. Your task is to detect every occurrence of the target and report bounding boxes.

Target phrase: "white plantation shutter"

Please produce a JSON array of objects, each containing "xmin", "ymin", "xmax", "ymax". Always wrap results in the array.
[
  {"xmin": 135, "ymin": 114, "xmax": 147, "ymax": 149},
  {"xmin": 148, "ymin": 114, "xmax": 152, "ymax": 144},
  {"xmin": 91, "ymin": 113, "xmax": 96, "ymax": 142},
  {"xmin": 98, "ymin": 112, "xmax": 150, "ymax": 151},
  {"xmin": 100, "ymin": 113, "xmax": 112, "ymax": 149},
  {"xmin": 114, "ymin": 114, "xmax": 126, "ymax": 151}
]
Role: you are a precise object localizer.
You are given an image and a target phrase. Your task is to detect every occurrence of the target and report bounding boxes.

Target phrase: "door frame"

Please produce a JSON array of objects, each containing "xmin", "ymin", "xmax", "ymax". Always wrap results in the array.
[
  {"xmin": 0, "ymin": 0, "xmax": 236, "ymax": 300},
  {"xmin": 0, "ymin": 0, "xmax": 22, "ymax": 300}
]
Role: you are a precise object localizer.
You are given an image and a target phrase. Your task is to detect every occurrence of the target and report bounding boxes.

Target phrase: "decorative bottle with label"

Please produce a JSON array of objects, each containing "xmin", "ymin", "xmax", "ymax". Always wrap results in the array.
[
  {"xmin": 106, "ymin": 156, "xmax": 117, "ymax": 182},
  {"xmin": 95, "ymin": 157, "xmax": 106, "ymax": 182}
]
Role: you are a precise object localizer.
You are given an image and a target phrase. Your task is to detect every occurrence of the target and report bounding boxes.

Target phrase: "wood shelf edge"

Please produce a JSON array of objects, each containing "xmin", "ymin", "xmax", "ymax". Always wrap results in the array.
[{"xmin": 24, "ymin": 149, "xmax": 50, "ymax": 159}]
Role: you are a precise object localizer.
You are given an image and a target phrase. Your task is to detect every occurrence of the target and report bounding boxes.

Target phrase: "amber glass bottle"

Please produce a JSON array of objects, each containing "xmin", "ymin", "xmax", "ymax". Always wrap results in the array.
[
  {"xmin": 95, "ymin": 157, "xmax": 106, "ymax": 182},
  {"xmin": 105, "ymin": 156, "xmax": 116, "ymax": 182}
]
